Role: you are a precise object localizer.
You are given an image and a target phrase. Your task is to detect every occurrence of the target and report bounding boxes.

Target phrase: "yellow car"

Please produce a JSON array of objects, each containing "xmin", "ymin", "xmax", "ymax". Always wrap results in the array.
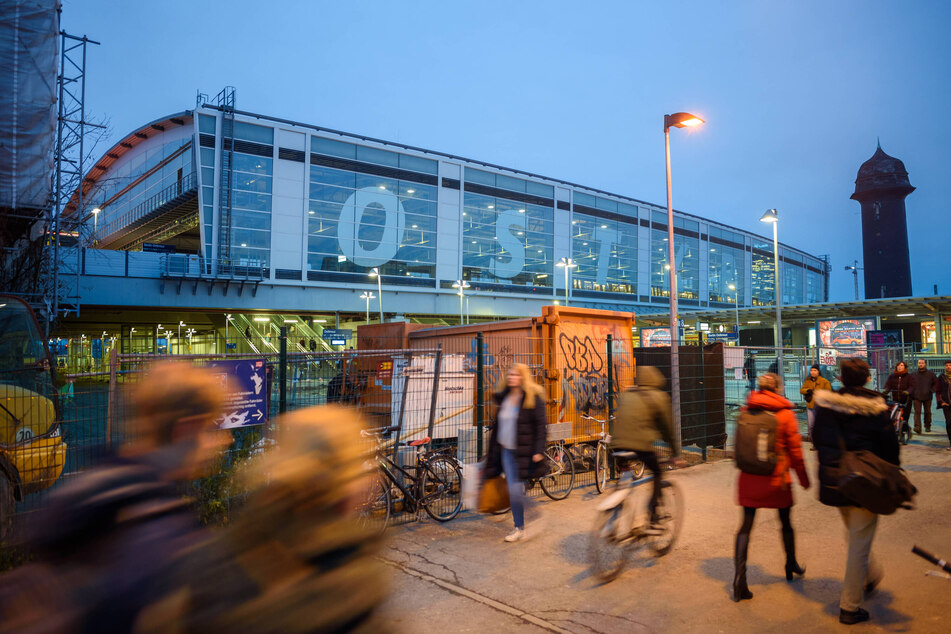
[{"xmin": 0, "ymin": 296, "xmax": 68, "ymax": 537}]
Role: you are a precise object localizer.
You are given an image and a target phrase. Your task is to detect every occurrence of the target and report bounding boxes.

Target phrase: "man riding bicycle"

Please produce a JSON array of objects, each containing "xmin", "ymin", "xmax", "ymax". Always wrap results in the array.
[{"xmin": 610, "ymin": 366, "xmax": 682, "ymax": 530}]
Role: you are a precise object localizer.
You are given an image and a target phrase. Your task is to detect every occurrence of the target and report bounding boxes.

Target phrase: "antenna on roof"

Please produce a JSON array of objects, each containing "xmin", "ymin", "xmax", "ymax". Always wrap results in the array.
[{"xmin": 876, "ymin": 136, "xmax": 881, "ymax": 150}]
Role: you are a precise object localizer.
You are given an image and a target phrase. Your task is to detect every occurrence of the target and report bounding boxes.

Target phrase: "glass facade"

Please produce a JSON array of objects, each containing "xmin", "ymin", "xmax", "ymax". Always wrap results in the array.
[
  {"xmin": 307, "ymin": 137, "xmax": 438, "ymax": 278},
  {"xmin": 229, "ymin": 122, "xmax": 273, "ymax": 268},
  {"xmin": 572, "ymin": 193, "xmax": 637, "ymax": 294},
  {"xmin": 708, "ymin": 227, "xmax": 745, "ymax": 305},
  {"xmin": 650, "ymin": 214, "xmax": 699, "ymax": 300}
]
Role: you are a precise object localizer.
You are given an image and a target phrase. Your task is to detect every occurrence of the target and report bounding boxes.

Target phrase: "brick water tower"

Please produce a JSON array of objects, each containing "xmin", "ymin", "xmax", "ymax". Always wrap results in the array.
[{"xmin": 851, "ymin": 142, "xmax": 915, "ymax": 298}]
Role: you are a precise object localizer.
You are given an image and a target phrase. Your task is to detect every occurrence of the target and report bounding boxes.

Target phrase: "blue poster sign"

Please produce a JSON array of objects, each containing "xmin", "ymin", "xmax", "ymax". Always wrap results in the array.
[{"xmin": 209, "ymin": 358, "xmax": 268, "ymax": 429}]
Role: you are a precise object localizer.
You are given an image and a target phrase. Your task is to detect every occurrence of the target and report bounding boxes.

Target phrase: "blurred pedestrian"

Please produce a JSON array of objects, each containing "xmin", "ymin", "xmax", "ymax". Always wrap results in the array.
[
  {"xmin": 611, "ymin": 366, "xmax": 681, "ymax": 531},
  {"xmin": 744, "ymin": 351, "xmax": 757, "ymax": 392},
  {"xmin": 936, "ymin": 360, "xmax": 951, "ymax": 451},
  {"xmin": 483, "ymin": 363, "xmax": 547, "ymax": 543},
  {"xmin": 0, "ymin": 361, "xmax": 229, "ymax": 632},
  {"xmin": 911, "ymin": 359, "xmax": 937, "ymax": 434},
  {"xmin": 883, "ymin": 361, "xmax": 915, "ymax": 427},
  {"xmin": 800, "ymin": 364, "xmax": 832, "ymax": 446},
  {"xmin": 813, "ymin": 359, "xmax": 899, "ymax": 625},
  {"xmin": 183, "ymin": 406, "xmax": 388, "ymax": 632},
  {"xmin": 732, "ymin": 373, "xmax": 810, "ymax": 603}
]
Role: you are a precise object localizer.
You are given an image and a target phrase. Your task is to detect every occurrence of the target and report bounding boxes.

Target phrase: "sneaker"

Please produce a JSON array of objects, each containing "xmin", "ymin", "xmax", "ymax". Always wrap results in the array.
[
  {"xmin": 504, "ymin": 528, "xmax": 525, "ymax": 543},
  {"xmin": 839, "ymin": 607, "xmax": 870, "ymax": 625}
]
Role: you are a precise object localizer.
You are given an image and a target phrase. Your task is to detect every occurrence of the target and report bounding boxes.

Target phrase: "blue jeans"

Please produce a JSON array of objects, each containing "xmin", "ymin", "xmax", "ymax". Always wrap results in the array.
[{"xmin": 501, "ymin": 448, "xmax": 529, "ymax": 529}]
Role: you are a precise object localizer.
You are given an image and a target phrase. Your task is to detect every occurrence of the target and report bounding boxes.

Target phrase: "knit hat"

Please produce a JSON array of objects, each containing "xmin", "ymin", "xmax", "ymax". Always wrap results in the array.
[{"xmin": 810, "ymin": 364, "xmax": 821, "ymax": 371}]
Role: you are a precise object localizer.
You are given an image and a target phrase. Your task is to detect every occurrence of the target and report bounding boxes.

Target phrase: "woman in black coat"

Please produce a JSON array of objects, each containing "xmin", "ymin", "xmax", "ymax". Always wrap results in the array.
[
  {"xmin": 483, "ymin": 363, "xmax": 547, "ymax": 543},
  {"xmin": 883, "ymin": 361, "xmax": 915, "ymax": 422},
  {"xmin": 813, "ymin": 358, "xmax": 900, "ymax": 625}
]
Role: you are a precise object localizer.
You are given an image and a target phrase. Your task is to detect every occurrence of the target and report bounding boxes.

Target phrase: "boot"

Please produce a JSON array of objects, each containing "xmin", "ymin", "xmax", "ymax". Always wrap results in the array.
[
  {"xmin": 733, "ymin": 533, "xmax": 754, "ymax": 601},
  {"xmin": 782, "ymin": 528, "xmax": 806, "ymax": 580}
]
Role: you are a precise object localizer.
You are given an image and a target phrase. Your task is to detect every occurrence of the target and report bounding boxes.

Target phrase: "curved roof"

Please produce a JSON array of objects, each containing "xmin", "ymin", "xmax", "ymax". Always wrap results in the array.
[
  {"xmin": 65, "ymin": 111, "xmax": 192, "ymax": 217},
  {"xmin": 852, "ymin": 144, "xmax": 914, "ymax": 198}
]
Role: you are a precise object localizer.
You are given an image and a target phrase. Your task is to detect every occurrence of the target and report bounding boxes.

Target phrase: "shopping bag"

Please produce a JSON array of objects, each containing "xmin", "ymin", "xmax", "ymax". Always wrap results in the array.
[
  {"xmin": 461, "ymin": 461, "xmax": 484, "ymax": 510},
  {"xmin": 478, "ymin": 476, "xmax": 510, "ymax": 514}
]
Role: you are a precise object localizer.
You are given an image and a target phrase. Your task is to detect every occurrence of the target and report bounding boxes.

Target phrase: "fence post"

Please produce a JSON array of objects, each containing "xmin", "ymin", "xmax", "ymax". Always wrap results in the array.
[
  {"xmin": 426, "ymin": 344, "xmax": 443, "ymax": 441},
  {"xmin": 607, "ymin": 334, "xmax": 615, "ymax": 480},
  {"xmin": 105, "ymin": 346, "xmax": 118, "ymax": 449},
  {"xmin": 476, "ymin": 333, "xmax": 485, "ymax": 461},
  {"xmin": 279, "ymin": 326, "xmax": 288, "ymax": 414}
]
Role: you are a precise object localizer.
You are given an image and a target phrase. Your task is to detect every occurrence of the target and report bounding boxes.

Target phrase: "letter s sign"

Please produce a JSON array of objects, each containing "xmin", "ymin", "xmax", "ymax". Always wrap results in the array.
[{"xmin": 490, "ymin": 208, "xmax": 526, "ymax": 279}]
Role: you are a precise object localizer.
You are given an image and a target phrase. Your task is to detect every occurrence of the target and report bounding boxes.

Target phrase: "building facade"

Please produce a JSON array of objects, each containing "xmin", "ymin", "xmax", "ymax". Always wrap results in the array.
[{"xmin": 71, "ymin": 100, "xmax": 829, "ymax": 320}]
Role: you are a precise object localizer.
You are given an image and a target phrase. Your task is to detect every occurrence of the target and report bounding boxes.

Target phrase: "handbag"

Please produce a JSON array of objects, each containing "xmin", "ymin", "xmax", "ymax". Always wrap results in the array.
[
  {"xmin": 833, "ymin": 419, "xmax": 916, "ymax": 515},
  {"xmin": 478, "ymin": 476, "xmax": 510, "ymax": 514}
]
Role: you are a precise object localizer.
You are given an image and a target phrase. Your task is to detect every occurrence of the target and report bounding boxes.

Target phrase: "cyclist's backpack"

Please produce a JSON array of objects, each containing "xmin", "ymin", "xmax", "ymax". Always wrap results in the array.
[{"xmin": 734, "ymin": 409, "xmax": 778, "ymax": 475}]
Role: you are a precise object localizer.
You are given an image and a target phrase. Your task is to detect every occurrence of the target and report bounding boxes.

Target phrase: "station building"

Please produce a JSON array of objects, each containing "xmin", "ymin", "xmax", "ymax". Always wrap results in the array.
[{"xmin": 57, "ymin": 93, "xmax": 831, "ymax": 358}]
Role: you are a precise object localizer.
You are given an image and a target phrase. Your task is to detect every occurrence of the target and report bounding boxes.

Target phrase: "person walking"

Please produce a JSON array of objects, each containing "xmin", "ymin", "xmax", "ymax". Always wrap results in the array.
[
  {"xmin": 935, "ymin": 360, "xmax": 951, "ymax": 451},
  {"xmin": 883, "ymin": 361, "xmax": 916, "ymax": 429},
  {"xmin": 483, "ymin": 363, "xmax": 547, "ymax": 543},
  {"xmin": 733, "ymin": 373, "xmax": 810, "ymax": 603},
  {"xmin": 611, "ymin": 366, "xmax": 681, "ymax": 530},
  {"xmin": 911, "ymin": 359, "xmax": 937, "ymax": 434},
  {"xmin": 744, "ymin": 351, "xmax": 757, "ymax": 393},
  {"xmin": 799, "ymin": 364, "xmax": 832, "ymax": 445},
  {"xmin": 813, "ymin": 359, "xmax": 900, "ymax": 625}
]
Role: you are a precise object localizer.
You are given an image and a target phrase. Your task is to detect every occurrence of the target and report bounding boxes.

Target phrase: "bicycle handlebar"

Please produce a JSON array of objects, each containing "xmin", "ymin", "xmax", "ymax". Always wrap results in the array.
[
  {"xmin": 913, "ymin": 546, "xmax": 951, "ymax": 573},
  {"xmin": 360, "ymin": 425, "xmax": 401, "ymax": 438}
]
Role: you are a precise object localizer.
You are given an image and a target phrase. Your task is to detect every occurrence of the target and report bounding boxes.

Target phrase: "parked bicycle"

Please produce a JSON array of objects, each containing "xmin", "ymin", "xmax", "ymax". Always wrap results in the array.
[
  {"xmin": 581, "ymin": 414, "xmax": 645, "ymax": 493},
  {"xmin": 523, "ymin": 438, "xmax": 576, "ymax": 500},
  {"xmin": 357, "ymin": 426, "xmax": 462, "ymax": 533},
  {"xmin": 588, "ymin": 452, "xmax": 683, "ymax": 582}
]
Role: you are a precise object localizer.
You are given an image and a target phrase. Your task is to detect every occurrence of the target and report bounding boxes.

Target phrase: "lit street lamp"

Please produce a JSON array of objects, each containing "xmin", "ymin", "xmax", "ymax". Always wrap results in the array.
[
  {"xmin": 556, "ymin": 257, "xmax": 578, "ymax": 305},
  {"xmin": 368, "ymin": 268, "xmax": 384, "ymax": 323},
  {"xmin": 760, "ymin": 208, "xmax": 783, "ymax": 382},
  {"xmin": 452, "ymin": 280, "xmax": 471, "ymax": 324},
  {"xmin": 664, "ymin": 111, "xmax": 704, "ymax": 441},
  {"xmin": 225, "ymin": 314, "xmax": 232, "ymax": 348},
  {"xmin": 728, "ymin": 283, "xmax": 740, "ymax": 343},
  {"xmin": 844, "ymin": 260, "xmax": 863, "ymax": 301},
  {"xmin": 178, "ymin": 320, "xmax": 185, "ymax": 355},
  {"xmin": 360, "ymin": 292, "xmax": 376, "ymax": 325},
  {"xmin": 91, "ymin": 207, "xmax": 101, "ymax": 245}
]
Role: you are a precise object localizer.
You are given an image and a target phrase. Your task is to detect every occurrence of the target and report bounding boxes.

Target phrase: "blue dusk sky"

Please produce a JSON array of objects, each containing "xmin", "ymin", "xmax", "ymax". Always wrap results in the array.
[{"xmin": 64, "ymin": 0, "xmax": 951, "ymax": 302}]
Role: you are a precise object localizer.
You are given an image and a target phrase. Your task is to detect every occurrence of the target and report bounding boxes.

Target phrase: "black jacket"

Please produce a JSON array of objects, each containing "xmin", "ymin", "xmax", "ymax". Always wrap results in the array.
[
  {"xmin": 813, "ymin": 388, "xmax": 900, "ymax": 508},
  {"xmin": 911, "ymin": 369, "xmax": 937, "ymax": 401},
  {"xmin": 484, "ymin": 387, "xmax": 548, "ymax": 481},
  {"xmin": 883, "ymin": 371, "xmax": 916, "ymax": 403},
  {"xmin": 937, "ymin": 373, "xmax": 951, "ymax": 407}
]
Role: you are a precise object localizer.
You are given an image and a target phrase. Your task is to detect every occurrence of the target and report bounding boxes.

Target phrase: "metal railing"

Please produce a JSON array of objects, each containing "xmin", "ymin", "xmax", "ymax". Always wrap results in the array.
[{"xmin": 97, "ymin": 171, "xmax": 198, "ymax": 241}]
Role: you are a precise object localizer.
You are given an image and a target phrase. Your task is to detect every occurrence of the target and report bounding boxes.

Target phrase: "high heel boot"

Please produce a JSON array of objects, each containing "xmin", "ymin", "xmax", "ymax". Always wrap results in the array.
[
  {"xmin": 783, "ymin": 527, "xmax": 805, "ymax": 580},
  {"xmin": 733, "ymin": 533, "xmax": 753, "ymax": 601}
]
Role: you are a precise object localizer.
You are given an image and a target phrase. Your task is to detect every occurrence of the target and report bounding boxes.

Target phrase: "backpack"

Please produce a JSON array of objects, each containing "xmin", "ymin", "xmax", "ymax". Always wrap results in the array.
[{"xmin": 735, "ymin": 409, "xmax": 778, "ymax": 475}]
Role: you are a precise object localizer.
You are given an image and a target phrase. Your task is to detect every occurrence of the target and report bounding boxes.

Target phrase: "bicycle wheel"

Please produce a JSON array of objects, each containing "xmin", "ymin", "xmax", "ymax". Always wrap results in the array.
[
  {"xmin": 589, "ymin": 505, "xmax": 627, "ymax": 582},
  {"xmin": 647, "ymin": 480, "xmax": 684, "ymax": 556},
  {"xmin": 421, "ymin": 455, "xmax": 463, "ymax": 521},
  {"xmin": 539, "ymin": 444, "xmax": 575, "ymax": 500},
  {"xmin": 595, "ymin": 443, "xmax": 610, "ymax": 494},
  {"xmin": 357, "ymin": 471, "xmax": 391, "ymax": 534},
  {"xmin": 631, "ymin": 460, "xmax": 646, "ymax": 480}
]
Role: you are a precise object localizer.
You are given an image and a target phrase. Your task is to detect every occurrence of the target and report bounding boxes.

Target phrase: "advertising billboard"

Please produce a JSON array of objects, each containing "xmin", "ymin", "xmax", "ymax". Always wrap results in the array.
[
  {"xmin": 816, "ymin": 317, "xmax": 878, "ymax": 371},
  {"xmin": 640, "ymin": 327, "xmax": 671, "ymax": 348}
]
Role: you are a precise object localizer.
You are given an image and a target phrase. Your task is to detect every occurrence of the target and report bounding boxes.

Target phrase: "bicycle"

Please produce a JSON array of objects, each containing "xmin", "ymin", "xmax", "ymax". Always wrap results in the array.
[
  {"xmin": 357, "ymin": 426, "xmax": 462, "ymax": 533},
  {"xmin": 523, "ymin": 438, "xmax": 576, "ymax": 500},
  {"xmin": 588, "ymin": 452, "xmax": 684, "ymax": 583},
  {"xmin": 886, "ymin": 396, "xmax": 912, "ymax": 446},
  {"xmin": 581, "ymin": 414, "xmax": 645, "ymax": 493}
]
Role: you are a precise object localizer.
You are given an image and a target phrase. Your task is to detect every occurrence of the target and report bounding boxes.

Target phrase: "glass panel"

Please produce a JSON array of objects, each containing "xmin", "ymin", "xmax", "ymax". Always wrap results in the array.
[
  {"xmin": 198, "ymin": 114, "xmax": 216, "ymax": 134},
  {"xmin": 398, "ymin": 153, "xmax": 438, "ymax": 175},
  {"xmin": 312, "ymin": 136, "xmax": 356, "ymax": 159},
  {"xmin": 571, "ymin": 212, "xmax": 636, "ymax": 294},
  {"xmin": 573, "ymin": 192, "xmax": 596, "ymax": 208},
  {"xmin": 233, "ymin": 121, "xmax": 273, "ymax": 144},
  {"xmin": 464, "ymin": 167, "xmax": 495, "ymax": 186},
  {"xmin": 708, "ymin": 243, "xmax": 745, "ymax": 305},
  {"xmin": 356, "ymin": 145, "xmax": 399, "ymax": 167}
]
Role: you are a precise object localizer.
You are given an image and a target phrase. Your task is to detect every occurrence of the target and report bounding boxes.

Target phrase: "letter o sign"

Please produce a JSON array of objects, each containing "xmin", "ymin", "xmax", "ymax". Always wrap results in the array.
[{"xmin": 337, "ymin": 187, "xmax": 405, "ymax": 267}]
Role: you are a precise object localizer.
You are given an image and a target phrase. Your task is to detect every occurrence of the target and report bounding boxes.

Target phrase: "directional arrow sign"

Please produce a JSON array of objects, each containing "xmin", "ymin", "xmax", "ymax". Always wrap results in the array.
[{"xmin": 209, "ymin": 359, "xmax": 269, "ymax": 429}]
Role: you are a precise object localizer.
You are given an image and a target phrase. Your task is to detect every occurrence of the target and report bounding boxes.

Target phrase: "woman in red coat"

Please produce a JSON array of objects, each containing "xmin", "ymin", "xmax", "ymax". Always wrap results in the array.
[{"xmin": 733, "ymin": 373, "xmax": 811, "ymax": 602}]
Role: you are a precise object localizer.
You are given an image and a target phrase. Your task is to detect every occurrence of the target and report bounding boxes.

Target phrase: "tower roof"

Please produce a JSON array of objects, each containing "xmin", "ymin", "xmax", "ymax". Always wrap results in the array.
[{"xmin": 851, "ymin": 144, "xmax": 914, "ymax": 198}]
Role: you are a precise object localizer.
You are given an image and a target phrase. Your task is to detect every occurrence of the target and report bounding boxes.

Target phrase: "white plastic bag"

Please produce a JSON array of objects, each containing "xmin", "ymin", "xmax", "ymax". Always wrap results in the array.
[{"xmin": 461, "ymin": 460, "xmax": 485, "ymax": 510}]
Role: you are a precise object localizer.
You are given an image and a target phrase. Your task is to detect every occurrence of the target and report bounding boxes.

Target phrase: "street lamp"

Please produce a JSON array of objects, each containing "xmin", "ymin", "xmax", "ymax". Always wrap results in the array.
[
  {"xmin": 664, "ymin": 111, "xmax": 704, "ymax": 442},
  {"xmin": 368, "ymin": 268, "xmax": 383, "ymax": 323},
  {"xmin": 556, "ymin": 257, "xmax": 577, "ymax": 305},
  {"xmin": 225, "ymin": 314, "xmax": 232, "ymax": 348},
  {"xmin": 91, "ymin": 207, "xmax": 101, "ymax": 245},
  {"xmin": 452, "ymin": 280, "xmax": 471, "ymax": 324},
  {"xmin": 178, "ymin": 320, "xmax": 185, "ymax": 355},
  {"xmin": 844, "ymin": 260, "xmax": 863, "ymax": 301},
  {"xmin": 728, "ymin": 283, "xmax": 740, "ymax": 342},
  {"xmin": 760, "ymin": 208, "xmax": 783, "ymax": 382},
  {"xmin": 360, "ymin": 292, "xmax": 376, "ymax": 325}
]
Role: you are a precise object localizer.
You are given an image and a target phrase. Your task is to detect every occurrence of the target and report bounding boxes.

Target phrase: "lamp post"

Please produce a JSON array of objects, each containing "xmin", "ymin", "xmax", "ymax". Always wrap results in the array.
[
  {"xmin": 664, "ymin": 111, "xmax": 704, "ymax": 441},
  {"xmin": 556, "ymin": 257, "xmax": 577, "ymax": 305},
  {"xmin": 178, "ymin": 321, "xmax": 185, "ymax": 355},
  {"xmin": 760, "ymin": 208, "xmax": 783, "ymax": 382},
  {"xmin": 728, "ymin": 283, "xmax": 740, "ymax": 343},
  {"xmin": 452, "ymin": 280, "xmax": 471, "ymax": 324},
  {"xmin": 91, "ymin": 207, "xmax": 101, "ymax": 245},
  {"xmin": 844, "ymin": 260, "xmax": 863, "ymax": 300},
  {"xmin": 225, "ymin": 314, "xmax": 232, "ymax": 348},
  {"xmin": 369, "ymin": 268, "xmax": 383, "ymax": 323},
  {"xmin": 360, "ymin": 292, "xmax": 376, "ymax": 325}
]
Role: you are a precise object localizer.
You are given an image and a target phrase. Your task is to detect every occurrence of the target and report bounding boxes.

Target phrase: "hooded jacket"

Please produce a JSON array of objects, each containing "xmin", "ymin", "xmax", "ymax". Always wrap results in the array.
[
  {"xmin": 813, "ymin": 388, "xmax": 900, "ymax": 507},
  {"xmin": 736, "ymin": 390, "xmax": 809, "ymax": 509},
  {"xmin": 611, "ymin": 366, "xmax": 680, "ymax": 455}
]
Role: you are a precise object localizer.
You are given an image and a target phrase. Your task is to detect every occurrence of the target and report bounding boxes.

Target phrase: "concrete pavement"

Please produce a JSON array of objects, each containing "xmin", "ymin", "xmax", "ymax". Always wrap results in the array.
[{"xmin": 379, "ymin": 430, "xmax": 951, "ymax": 633}]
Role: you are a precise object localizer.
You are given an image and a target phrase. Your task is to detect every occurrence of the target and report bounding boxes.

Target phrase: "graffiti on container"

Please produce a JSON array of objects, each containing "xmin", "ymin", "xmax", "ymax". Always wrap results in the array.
[{"xmin": 558, "ymin": 333, "xmax": 633, "ymax": 421}]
